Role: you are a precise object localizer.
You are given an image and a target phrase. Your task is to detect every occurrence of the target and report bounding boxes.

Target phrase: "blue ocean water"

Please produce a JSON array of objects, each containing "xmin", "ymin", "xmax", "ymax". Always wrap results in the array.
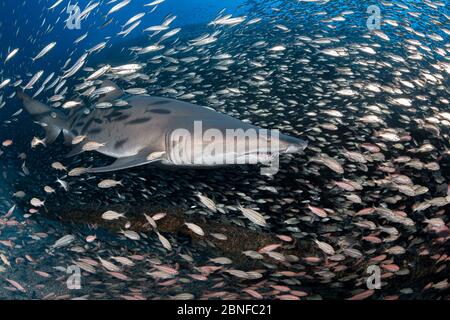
[
  {"xmin": 0, "ymin": 0, "xmax": 449, "ymax": 300},
  {"xmin": 1, "ymin": 0, "xmax": 245, "ymax": 75}
]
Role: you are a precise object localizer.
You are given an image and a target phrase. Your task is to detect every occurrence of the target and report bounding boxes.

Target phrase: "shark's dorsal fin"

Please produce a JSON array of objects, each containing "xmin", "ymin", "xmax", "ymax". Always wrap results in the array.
[{"xmin": 98, "ymin": 80, "xmax": 123, "ymax": 103}]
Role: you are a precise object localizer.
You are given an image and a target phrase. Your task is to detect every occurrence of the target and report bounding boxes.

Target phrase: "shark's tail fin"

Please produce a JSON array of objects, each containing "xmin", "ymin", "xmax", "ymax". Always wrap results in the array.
[{"xmin": 17, "ymin": 91, "xmax": 67, "ymax": 144}]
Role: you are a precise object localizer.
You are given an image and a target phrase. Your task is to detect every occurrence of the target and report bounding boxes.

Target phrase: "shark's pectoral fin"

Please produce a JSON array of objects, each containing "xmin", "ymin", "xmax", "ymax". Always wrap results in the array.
[{"xmin": 86, "ymin": 154, "xmax": 163, "ymax": 173}]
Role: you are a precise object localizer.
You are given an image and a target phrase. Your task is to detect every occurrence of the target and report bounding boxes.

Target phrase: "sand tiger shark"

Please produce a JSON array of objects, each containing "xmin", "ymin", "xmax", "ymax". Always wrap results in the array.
[{"xmin": 17, "ymin": 81, "xmax": 307, "ymax": 173}]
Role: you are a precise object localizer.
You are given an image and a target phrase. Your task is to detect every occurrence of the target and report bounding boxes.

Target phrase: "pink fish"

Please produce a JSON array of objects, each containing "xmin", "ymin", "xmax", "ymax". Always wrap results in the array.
[
  {"xmin": 348, "ymin": 290, "xmax": 374, "ymax": 300},
  {"xmin": 5, "ymin": 279, "xmax": 26, "ymax": 293},
  {"xmin": 308, "ymin": 205, "xmax": 328, "ymax": 218},
  {"xmin": 258, "ymin": 243, "xmax": 282, "ymax": 253}
]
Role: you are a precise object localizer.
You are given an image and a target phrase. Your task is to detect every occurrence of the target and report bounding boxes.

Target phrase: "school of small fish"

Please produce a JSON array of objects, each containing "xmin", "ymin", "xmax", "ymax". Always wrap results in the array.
[{"xmin": 0, "ymin": 0, "xmax": 449, "ymax": 300}]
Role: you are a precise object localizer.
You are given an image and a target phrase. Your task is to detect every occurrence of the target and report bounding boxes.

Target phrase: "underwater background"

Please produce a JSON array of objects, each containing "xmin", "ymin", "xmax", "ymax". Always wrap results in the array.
[{"xmin": 0, "ymin": 0, "xmax": 449, "ymax": 300}]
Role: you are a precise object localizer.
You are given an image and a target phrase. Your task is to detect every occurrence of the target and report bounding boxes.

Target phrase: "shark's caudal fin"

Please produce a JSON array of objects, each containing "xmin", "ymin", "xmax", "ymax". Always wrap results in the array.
[{"xmin": 16, "ymin": 92, "xmax": 68, "ymax": 144}]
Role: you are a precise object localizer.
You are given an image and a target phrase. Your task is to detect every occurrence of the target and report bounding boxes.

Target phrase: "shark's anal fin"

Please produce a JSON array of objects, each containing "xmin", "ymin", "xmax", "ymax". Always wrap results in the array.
[{"xmin": 86, "ymin": 154, "xmax": 162, "ymax": 173}]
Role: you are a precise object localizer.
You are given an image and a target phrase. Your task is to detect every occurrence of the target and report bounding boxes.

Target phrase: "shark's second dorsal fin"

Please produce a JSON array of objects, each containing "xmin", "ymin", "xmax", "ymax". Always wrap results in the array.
[{"xmin": 98, "ymin": 80, "xmax": 123, "ymax": 103}]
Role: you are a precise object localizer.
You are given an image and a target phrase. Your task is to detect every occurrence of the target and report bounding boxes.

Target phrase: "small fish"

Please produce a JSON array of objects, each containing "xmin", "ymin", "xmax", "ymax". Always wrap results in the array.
[
  {"xmin": 4, "ymin": 48, "xmax": 19, "ymax": 63},
  {"xmin": 74, "ymin": 33, "xmax": 88, "ymax": 44},
  {"xmin": 107, "ymin": 271, "xmax": 129, "ymax": 281},
  {"xmin": 258, "ymin": 243, "xmax": 282, "ymax": 253},
  {"xmin": 238, "ymin": 206, "xmax": 267, "ymax": 227},
  {"xmin": 56, "ymin": 178, "xmax": 69, "ymax": 191},
  {"xmin": 31, "ymin": 136, "xmax": 46, "ymax": 148},
  {"xmin": 95, "ymin": 102, "xmax": 113, "ymax": 109},
  {"xmin": 98, "ymin": 257, "xmax": 121, "ymax": 272},
  {"xmin": 196, "ymin": 193, "xmax": 217, "ymax": 212},
  {"xmin": 146, "ymin": 151, "xmax": 166, "ymax": 161},
  {"xmin": 110, "ymin": 257, "xmax": 134, "ymax": 267},
  {"xmin": 2, "ymin": 139, "xmax": 13, "ymax": 147},
  {"xmin": 138, "ymin": 44, "xmax": 165, "ymax": 54},
  {"xmin": 123, "ymin": 13, "xmax": 145, "ymax": 27},
  {"xmin": 314, "ymin": 240, "xmax": 335, "ymax": 255},
  {"xmin": 62, "ymin": 101, "xmax": 82, "ymax": 109},
  {"xmin": 34, "ymin": 271, "xmax": 51, "ymax": 278},
  {"xmin": 86, "ymin": 235, "xmax": 97, "ymax": 243},
  {"xmin": 210, "ymin": 233, "xmax": 227, "ymax": 241},
  {"xmin": 44, "ymin": 186, "xmax": 55, "ymax": 194},
  {"xmin": 101, "ymin": 210, "xmax": 125, "ymax": 221},
  {"xmin": 98, "ymin": 179, "xmax": 122, "ymax": 189},
  {"xmin": 51, "ymin": 235, "xmax": 75, "ymax": 249},
  {"xmin": 348, "ymin": 290, "xmax": 375, "ymax": 300},
  {"xmin": 152, "ymin": 212, "xmax": 166, "ymax": 220},
  {"xmin": 107, "ymin": 0, "xmax": 131, "ymax": 16},
  {"xmin": 13, "ymin": 191, "xmax": 26, "ymax": 198},
  {"xmin": 0, "ymin": 79, "xmax": 11, "ymax": 89},
  {"xmin": 86, "ymin": 65, "xmax": 111, "ymax": 81},
  {"xmin": 72, "ymin": 135, "xmax": 87, "ymax": 145},
  {"xmin": 269, "ymin": 45, "xmax": 286, "ymax": 52},
  {"xmin": 145, "ymin": 0, "xmax": 165, "ymax": 6},
  {"xmin": 23, "ymin": 70, "xmax": 44, "ymax": 90},
  {"xmin": 30, "ymin": 198, "xmax": 45, "ymax": 207},
  {"xmin": 144, "ymin": 214, "xmax": 157, "ymax": 229},
  {"xmin": 120, "ymin": 230, "xmax": 140, "ymax": 240},
  {"xmin": 209, "ymin": 257, "xmax": 232, "ymax": 265},
  {"xmin": 5, "ymin": 205, "xmax": 16, "ymax": 218},
  {"xmin": 68, "ymin": 167, "xmax": 88, "ymax": 176},
  {"xmin": 5, "ymin": 279, "xmax": 26, "ymax": 293},
  {"xmin": 32, "ymin": 42, "xmax": 56, "ymax": 61},
  {"xmin": 118, "ymin": 21, "xmax": 141, "ymax": 37},
  {"xmin": 82, "ymin": 141, "xmax": 106, "ymax": 151},
  {"xmin": 0, "ymin": 253, "xmax": 11, "ymax": 267},
  {"xmin": 184, "ymin": 222, "xmax": 205, "ymax": 236},
  {"xmin": 156, "ymin": 231, "xmax": 172, "ymax": 251},
  {"xmin": 48, "ymin": 0, "xmax": 63, "ymax": 10},
  {"xmin": 308, "ymin": 205, "xmax": 328, "ymax": 218},
  {"xmin": 159, "ymin": 28, "xmax": 181, "ymax": 42},
  {"xmin": 210, "ymin": 15, "xmax": 246, "ymax": 27}
]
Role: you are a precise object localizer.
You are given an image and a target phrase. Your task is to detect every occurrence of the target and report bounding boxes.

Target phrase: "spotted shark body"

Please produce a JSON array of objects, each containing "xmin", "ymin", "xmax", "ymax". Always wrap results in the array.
[{"xmin": 17, "ymin": 82, "xmax": 307, "ymax": 173}]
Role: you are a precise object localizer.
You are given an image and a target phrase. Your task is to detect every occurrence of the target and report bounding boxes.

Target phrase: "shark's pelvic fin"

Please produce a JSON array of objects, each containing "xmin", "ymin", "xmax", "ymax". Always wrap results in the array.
[{"xmin": 86, "ymin": 153, "xmax": 163, "ymax": 173}]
